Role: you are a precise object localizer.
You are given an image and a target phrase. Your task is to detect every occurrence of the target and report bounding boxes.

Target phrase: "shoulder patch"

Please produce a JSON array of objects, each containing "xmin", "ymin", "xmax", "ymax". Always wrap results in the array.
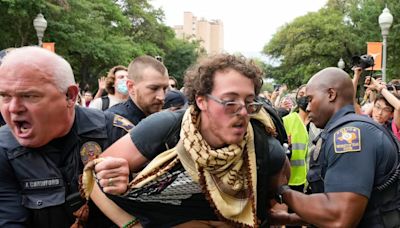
[
  {"xmin": 80, "ymin": 141, "xmax": 102, "ymax": 165},
  {"xmin": 113, "ymin": 114, "xmax": 134, "ymax": 132},
  {"xmin": 334, "ymin": 127, "xmax": 361, "ymax": 153}
]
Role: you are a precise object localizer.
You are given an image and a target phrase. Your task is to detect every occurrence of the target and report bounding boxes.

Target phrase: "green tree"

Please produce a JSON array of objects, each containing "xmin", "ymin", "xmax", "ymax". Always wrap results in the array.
[
  {"xmin": 48, "ymin": 0, "xmax": 135, "ymax": 87},
  {"xmin": 164, "ymin": 39, "xmax": 202, "ymax": 87},
  {"xmin": 0, "ymin": 0, "xmax": 200, "ymax": 91},
  {"xmin": 263, "ymin": 0, "xmax": 400, "ymax": 87},
  {"xmin": 263, "ymin": 8, "xmax": 357, "ymax": 88}
]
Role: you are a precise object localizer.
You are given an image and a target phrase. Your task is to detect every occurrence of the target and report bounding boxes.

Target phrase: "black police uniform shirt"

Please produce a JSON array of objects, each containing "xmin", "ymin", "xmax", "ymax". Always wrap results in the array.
[
  {"xmin": 307, "ymin": 105, "xmax": 397, "ymax": 226},
  {"xmin": 107, "ymin": 97, "xmax": 146, "ymax": 126},
  {"xmin": 0, "ymin": 106, "xmax": 132, "ymax": 227},
  {"xmin": 107, "ymin": 109, "xmax": 287, "ymax": 227},
  {"xmin": 0, "ymin": 113, "xmax": 5, "ymax": 126}
]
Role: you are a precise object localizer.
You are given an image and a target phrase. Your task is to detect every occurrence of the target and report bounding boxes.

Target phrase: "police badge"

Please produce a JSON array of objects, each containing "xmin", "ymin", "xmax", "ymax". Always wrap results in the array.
[{"xmin": 80, "ymin": 141, "xmax": 102, "ymax": 165}]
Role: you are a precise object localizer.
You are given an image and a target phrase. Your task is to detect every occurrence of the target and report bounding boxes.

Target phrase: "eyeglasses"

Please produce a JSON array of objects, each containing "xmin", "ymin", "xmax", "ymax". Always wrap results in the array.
[
  {"xmin": 374, "ymin": 103, "xmax": 393, "ymax": 113},
  {"xmin": 206, "ymin": 94, "xmax": 263, "ymax": 116}
]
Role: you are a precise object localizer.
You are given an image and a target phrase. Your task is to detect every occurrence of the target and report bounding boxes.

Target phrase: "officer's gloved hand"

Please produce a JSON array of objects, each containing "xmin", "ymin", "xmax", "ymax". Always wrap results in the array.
[{"xmin": 94, "ymin": 157, "xmax": 130, "ymax": 195}]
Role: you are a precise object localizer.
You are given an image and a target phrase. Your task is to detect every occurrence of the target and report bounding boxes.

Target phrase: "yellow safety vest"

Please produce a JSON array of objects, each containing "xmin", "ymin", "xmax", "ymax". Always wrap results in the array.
[{"xmin": 283, "ymin": 112, "xmax": 308, "ymax": 186}]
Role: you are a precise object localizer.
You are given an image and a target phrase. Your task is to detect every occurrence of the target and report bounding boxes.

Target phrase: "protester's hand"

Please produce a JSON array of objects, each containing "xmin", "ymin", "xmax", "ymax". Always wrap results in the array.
[
  {"xmin": 271, "ymin": 90, "xmax": 279, "ymax": 100},
  {"xmin": 94, "ymin": 157, "xmax": 130, "ymax": 195},
  {"xmin": 364, "ymin": 76, "xmax": 371, "ymax": 87},
  {"xmin": 280, "ymin": 96, "xmax": 293, "ymax": 111},
  {"xmin": 364, "ymin": 87, "xmax": 372, "ymax": 96},
  {"xmin": 269, "ymin": 208, "xmax": 290, "ymax": 225},
  {"xmin": 368, "ymin": 77, "xmax": 386, "ymax": 93},
  {"xmin": 98, "ymin": 76, "xmax": 106, "ymax": 91}
]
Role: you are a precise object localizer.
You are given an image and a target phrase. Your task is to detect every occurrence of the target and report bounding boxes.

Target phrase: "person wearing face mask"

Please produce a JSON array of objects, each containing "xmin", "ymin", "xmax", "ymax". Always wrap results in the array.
[
  {"xmin": 282, "ymin": 85, "xmax": 310, "ymax": 198},
  {"xmin": 107, "ymin": 56, "xmax": 170, "ymax": 125},
  {"xmin": 89, "ymin": 66, "xmax": 129, "ymax": 111}
]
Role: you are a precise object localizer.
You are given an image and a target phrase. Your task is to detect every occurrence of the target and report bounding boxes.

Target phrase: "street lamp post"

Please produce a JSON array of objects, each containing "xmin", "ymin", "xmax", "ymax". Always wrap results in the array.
[
  {"xmin": 338, "ymin": 58, "xmax": 345, "ymax": 70},
  {"xmin": 379, "ymin": 6, "xmax": 393, "ymax": 82},
  {"xmin": 33, "ymin": 13, "xmax": 47, "ymax": 47}
]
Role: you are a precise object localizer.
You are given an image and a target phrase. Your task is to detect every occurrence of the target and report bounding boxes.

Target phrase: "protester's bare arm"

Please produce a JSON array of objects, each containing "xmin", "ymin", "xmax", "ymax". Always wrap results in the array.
[
  {"xmin": 99, "ymin": 134, "xmax": 149, "ymax": 172},
  {"xmin": 352, "ymin": 67, "xmax": 363, "ymax": 114},
  {"xmin": 283, "ymin": 190, "xmax": 367, "ymax": 227},
  {"xmin": 94, "ymin": 76, "xmax": 106, "ymax": 99},
  {"xmin": 352, "ymin": 67, "xmax": 362, "ymax": 97}
]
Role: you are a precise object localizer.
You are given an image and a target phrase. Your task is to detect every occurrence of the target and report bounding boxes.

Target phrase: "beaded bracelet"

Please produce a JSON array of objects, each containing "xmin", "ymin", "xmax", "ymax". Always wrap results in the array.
[{"xmin": 122, "ymin": 217, "xmax": 139, "ymax": 228}]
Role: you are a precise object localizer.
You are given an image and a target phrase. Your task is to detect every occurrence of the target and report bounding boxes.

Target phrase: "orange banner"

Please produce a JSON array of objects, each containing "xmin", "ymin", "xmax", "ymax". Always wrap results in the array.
[
  {"xmin": 42, "ymin": 42, "xmax": 55, "ymax": 52},
  {"xmin": 367, "ymin": 42, "xmax": 382, "ymax": 70}
]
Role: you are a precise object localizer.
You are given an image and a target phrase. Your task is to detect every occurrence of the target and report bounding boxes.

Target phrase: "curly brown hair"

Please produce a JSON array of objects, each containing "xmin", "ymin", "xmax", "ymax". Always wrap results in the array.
[
  {"xmin": 184, "ymin": 54, "xmax": 263, "ymax": 111},
  {"xmin": 105, "ymin": 65, "xmax": 128, "ymax": 94}
]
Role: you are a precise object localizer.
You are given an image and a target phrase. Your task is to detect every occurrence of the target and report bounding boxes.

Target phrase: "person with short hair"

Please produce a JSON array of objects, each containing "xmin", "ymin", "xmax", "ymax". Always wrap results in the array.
[
  {"xmin": 0, "ymin": 46, "xmax": 132, "ymax": 227},
  {"xmin": 107, "ymin": 56, "xmax": 170, "ymax": 125}
]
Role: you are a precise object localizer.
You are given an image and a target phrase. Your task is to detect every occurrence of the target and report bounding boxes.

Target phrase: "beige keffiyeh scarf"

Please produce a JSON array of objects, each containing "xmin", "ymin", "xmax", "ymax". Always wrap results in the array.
[{"xmin": 129, "ymin": 106, "xmax": 276, "ymax": 227}]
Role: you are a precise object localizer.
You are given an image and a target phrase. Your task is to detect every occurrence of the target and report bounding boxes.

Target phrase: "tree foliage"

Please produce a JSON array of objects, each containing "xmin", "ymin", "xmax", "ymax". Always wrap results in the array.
[
  {"xmin": 263, "ymin": 0, "xmax": 400, "ymax": 88},
  {"xmin": 0, "ymin": 0, "xmax": 200, "ymax": 92}
]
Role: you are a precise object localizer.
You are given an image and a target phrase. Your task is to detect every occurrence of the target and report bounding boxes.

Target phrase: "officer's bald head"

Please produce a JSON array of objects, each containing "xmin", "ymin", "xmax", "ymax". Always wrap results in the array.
[
  {"xmin": 307, "ymin": 67, "xmax": 354, "ymax": 105},
  {"xmin": 306, "ymin": 67, "xmax": 354, "ymax": 128},
  {"xmin": 0, "ymin": 46, "xmax": 75, "ymax": 93}
]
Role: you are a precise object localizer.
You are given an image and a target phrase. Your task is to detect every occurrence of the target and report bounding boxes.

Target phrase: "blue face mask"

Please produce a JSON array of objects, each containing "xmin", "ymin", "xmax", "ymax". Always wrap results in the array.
[{"xmin": 116, "ymin": 79, "xmax": 128, "ymax": 95}]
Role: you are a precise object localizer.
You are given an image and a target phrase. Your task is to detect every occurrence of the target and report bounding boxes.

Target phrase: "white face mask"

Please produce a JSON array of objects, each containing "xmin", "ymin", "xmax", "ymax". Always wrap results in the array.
[{"xmin": 116, "ymin": 79, "xmax": 128, "ymax": 95}]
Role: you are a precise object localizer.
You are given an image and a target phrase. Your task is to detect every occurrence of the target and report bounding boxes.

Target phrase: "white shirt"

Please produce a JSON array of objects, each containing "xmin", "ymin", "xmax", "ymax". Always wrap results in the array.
[{"xmin": 89, "ymin": 95, "xmax": 126, "ymax": 110}]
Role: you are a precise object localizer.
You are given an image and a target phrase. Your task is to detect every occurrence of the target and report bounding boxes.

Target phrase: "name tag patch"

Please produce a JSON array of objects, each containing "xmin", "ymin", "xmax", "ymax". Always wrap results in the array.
[
  {"xmin": 334, "ymin": 127, "xmax": 361, "ymax": 153},
  {"xmin": 23, "ymin": 178, "xmax": 63, "ymax": 190}
]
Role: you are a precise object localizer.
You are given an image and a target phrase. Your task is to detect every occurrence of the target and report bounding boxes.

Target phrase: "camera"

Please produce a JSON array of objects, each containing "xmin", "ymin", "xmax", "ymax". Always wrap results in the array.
[
  {"xmin": 351, "ymin": 55, "xmax": 375, "ymax": 69},
  {"xmin": 386, "ymin": 84, "xmax": 400, "ymax": 91},
  {"xmin": 273, "ymin": 84, "xmax": 281, "ymax": 91}
]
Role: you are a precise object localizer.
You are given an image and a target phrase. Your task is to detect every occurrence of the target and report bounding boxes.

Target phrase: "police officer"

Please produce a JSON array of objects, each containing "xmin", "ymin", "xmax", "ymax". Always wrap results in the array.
[
  {"xmin": 0, "ymin": 46, "xmax": 131, "ymax": 227},
  {"xmin": 271, "ymin": 67, "xmax": 400, "ymax": 227},
  {"xmin": 107, "ymin": 55, "xmax": 170, "ymax": 125}
]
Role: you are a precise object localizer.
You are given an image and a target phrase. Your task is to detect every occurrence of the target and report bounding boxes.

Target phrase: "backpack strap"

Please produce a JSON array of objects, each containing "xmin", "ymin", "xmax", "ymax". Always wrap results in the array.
[
  {"xmin": 251, "ymin": 119, "xmax": 270, "ymax": 226},
  {"xmin": 101, "ymin": 96, "xmax": 110, "ymax": 111}
]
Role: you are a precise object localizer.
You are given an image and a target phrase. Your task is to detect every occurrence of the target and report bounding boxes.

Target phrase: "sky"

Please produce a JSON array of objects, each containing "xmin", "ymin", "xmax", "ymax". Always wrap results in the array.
[{"xmin": 151, "ymin": 0, "xmax": 328, "ymax": 61}]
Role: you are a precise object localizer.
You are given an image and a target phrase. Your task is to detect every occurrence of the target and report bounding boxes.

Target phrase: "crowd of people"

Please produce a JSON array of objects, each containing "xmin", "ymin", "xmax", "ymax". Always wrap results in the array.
[{"xmin": 0, "ymin": 46, "xmax": 399, "ymax": 228}]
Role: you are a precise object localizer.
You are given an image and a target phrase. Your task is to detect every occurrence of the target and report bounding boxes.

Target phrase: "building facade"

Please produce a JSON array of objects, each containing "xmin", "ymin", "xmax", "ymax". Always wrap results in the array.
[{"xmin": 173, "ymin": 12, "xmax": 224, "ymax": 55}]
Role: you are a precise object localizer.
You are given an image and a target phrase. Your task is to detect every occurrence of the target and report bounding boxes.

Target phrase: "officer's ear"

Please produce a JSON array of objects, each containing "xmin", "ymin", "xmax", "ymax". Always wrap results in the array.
[
  {"xmin": 126, "ymin": 79, "xmax": 135, "ymax": 96},
  {"xmin": 65, "ymin": 85, "xmax": 79, "ymax": 107},
  {"xmin": 327, "ymin": 88, "xmax": 337, "ymax": 102}
]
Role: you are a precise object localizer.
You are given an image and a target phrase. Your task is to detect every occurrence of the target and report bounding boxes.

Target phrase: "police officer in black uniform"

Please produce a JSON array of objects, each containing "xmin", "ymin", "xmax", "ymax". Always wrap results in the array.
[
  {"xmin": 107, "ymin": 55, "xmax": 170, "ymax": 125},
  {"xmin": 270, "ymin": 67, "xmax": 400, "ymax": 227},
  {"xmin": 0, "ymin": 46, "xmax": 132, "ymax": 227}
]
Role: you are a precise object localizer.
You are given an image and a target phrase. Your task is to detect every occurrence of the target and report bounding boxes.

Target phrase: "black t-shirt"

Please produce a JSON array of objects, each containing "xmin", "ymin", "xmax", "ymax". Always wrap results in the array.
[{"xmin": 115, "ymin": 109, "xmax": 286, "ymax": 227}]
